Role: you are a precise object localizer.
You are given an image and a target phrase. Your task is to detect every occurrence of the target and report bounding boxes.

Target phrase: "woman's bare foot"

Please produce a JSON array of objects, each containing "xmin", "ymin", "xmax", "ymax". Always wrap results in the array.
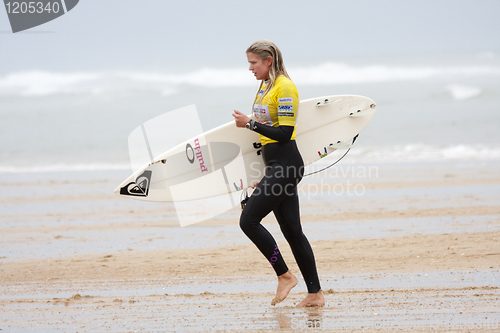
[
  {"xmin": 296, "ymin": 291, "xmax": 325, "ymax": 307},
  {"xmin": 271, "ymin": 270, "xmax": 298, "ymax": 305}
]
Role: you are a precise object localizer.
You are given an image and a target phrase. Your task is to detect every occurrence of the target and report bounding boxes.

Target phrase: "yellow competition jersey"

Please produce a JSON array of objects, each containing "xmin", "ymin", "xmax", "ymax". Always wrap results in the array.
[{"xmin": 253, "ymin": 76, "xmax": 299, "ymax": 145}]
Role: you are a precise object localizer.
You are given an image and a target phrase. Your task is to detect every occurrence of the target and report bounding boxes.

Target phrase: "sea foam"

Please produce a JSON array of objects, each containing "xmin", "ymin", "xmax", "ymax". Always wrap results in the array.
[
  {"xmin": 446, "ymin": 84, "xmax": 482, "ymax": 100},
  {"xmin": 346, "ymin": 144, "xmax": 500, "ymax": 163},
  {"xmin": 1, "ymin": 62, "xmax": 499, "ymax": 97},
  {"xmin": 0, "ymin": 163, "xmax": 130, "ymax": 173}
]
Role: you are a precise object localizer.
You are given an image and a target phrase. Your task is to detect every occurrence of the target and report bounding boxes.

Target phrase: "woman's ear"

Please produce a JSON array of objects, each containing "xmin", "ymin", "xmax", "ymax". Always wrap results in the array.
[{"xmin": 265, "ymin": 56, "xmax": 273, "ymax": 67}]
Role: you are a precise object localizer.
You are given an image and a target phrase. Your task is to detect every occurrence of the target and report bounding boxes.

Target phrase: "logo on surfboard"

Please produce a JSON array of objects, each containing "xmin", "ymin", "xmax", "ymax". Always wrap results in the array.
[
  {"xmin": 119, "ymin": 170, "xmax": 152, "ymax": 197},
  {"xmin": 233, "ymin": 179, "xmax": 243, "ymax": 191},
  {"xmin": 318, "ymin": 147, "xmax": 328, "ymax": 158},
  {"xmin": 186, "ymin": 138, "xmax": 208, "ymax": 173}
]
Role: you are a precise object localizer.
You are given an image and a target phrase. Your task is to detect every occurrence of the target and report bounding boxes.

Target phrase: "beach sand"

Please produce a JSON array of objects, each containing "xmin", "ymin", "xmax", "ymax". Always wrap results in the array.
[{"xmin": 1, "ymin": 161, "xmax": 499, "ymax": 332}]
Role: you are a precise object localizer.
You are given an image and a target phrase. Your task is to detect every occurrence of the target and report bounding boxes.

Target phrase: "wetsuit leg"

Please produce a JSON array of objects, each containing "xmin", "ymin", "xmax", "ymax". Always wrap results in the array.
[
  {"xmin": 239, "ymin": 140, "xmax": 321, "ymax": 291},
  {"xmin": 239, "ymin": 164, "xmax": 291, "ymax": 276},
  {"xmin": 273, "ymin": 188, "xmax": 322, "ymax": 293}
]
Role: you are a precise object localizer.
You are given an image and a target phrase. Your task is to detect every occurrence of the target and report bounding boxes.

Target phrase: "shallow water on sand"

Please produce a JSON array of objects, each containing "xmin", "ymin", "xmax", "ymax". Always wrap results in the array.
[
  {"xmin": 1, "ymin": 161, "xmax": 499, "ymax": 261},
  {"xmin": 1, "ymin": 161, "xmax": 499, "ymax": 331},
  {"xmin": 1, "ymin": 270, "xmax": 498, "ymax": 299},
  {"xmin": 1, "ymin": 214, "xmax": 499, "ymax": 261},
  {"xmin": 2, "ymin": 271, "xmax": 499, "ymax": 332}
]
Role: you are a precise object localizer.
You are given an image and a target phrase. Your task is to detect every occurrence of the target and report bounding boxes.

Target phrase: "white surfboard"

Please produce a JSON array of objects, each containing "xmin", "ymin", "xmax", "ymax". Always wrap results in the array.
[{"xmin": 114, "ymin": 95, "xmax": 376, "ymax": 203}]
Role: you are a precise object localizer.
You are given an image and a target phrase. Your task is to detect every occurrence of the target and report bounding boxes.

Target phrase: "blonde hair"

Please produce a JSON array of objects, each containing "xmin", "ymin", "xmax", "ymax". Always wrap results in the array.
[{"xmin": 246, "ymin": 39, "xmax": 290, "ymax": 105}]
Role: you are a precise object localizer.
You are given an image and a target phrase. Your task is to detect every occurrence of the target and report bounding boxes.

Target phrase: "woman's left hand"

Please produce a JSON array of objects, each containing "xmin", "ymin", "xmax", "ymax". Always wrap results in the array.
[{"xmin": 232, "ymin": 110, "xmax": 251, "ymax": 128}]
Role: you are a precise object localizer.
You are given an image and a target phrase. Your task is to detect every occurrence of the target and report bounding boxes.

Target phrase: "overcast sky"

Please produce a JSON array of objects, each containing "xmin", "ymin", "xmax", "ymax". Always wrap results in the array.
[{"xmin": 1, "ymin": 0, "xmax": 499, "ymax": 74}]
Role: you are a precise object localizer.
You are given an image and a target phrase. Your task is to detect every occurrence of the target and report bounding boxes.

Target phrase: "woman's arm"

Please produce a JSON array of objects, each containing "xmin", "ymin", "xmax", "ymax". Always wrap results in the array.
[
  {"xmin": 250, "ymin": 121, "xmax": 294, "ymax": 143},
  {"xmin": 232, "ymin": 110, "xmax": 294, "ymax": 143}
]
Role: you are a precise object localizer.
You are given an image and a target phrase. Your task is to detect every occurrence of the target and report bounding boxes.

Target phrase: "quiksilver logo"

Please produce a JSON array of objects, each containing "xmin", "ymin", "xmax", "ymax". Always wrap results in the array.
[{"xmin": 4, "ymin": 0, "xmax": 79, "ymax": 33}]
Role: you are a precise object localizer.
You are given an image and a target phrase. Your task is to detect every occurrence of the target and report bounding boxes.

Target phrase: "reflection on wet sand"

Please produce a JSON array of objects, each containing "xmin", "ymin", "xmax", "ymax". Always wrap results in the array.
[{"xmin": 274, "ymin": 307, "xmax": 323, "ymax": 330}]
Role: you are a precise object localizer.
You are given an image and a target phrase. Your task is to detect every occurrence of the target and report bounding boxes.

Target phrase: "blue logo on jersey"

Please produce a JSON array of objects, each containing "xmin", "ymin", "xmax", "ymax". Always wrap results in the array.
[{"xmin": 278, "ymin": 105, "xmax": 293, "ymax": 112}]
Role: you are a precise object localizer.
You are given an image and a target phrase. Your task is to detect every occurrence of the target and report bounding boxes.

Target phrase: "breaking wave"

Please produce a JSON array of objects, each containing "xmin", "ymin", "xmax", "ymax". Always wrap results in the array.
[
  {"xmin": 1, "ymin": 62, "xmax": 500, "ymax": 97},
  {"xmin": 0, "ymin": 163, "xmax": 130, "ymax": 173},
  {"xmin": 346, "ymin": 144, "xmax": 500, "ymax": 163}
]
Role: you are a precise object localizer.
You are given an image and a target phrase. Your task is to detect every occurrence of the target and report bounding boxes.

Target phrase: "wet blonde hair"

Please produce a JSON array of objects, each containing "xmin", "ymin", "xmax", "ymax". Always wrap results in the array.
[{"xmin": 246, "ymin": 39, "xmax": 290, "ymax": 105}]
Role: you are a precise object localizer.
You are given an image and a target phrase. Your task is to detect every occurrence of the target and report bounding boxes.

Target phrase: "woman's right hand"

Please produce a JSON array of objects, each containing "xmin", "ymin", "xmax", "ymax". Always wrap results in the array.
[{"xmin": 232, "ymin": 110, "xmax": 251, "ymax": 128}]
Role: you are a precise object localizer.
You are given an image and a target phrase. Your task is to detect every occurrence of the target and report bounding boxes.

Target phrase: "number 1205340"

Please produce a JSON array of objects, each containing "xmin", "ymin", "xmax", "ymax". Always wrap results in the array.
[{"xmin": 5, "ymin": 1, "xmax": 61, "ymax": 14}]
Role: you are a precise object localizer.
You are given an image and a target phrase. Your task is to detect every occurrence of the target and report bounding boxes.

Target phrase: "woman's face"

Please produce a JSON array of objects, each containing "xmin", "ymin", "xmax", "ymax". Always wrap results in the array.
[{"xmin": 247, "ymin": 52, "xmax": 272, "ymax": 81}]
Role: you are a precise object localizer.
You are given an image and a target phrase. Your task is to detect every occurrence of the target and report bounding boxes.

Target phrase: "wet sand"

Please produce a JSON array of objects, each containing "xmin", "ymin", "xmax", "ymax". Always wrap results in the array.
[{"xmin": 1, "ymin": 161, "xmax": 499, "ymax": 332}]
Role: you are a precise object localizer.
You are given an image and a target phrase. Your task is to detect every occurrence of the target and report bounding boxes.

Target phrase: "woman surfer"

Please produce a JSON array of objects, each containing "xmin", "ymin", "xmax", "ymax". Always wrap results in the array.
[{"xmin": 232, "ymin": 39, "xmax": 324, "ymax": 307}]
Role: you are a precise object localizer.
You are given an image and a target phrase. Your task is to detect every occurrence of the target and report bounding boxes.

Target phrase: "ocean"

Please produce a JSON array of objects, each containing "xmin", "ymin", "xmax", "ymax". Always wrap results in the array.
[{"xmin": 1, "ymin": 51, "xmax": 499, "ymax": 173}]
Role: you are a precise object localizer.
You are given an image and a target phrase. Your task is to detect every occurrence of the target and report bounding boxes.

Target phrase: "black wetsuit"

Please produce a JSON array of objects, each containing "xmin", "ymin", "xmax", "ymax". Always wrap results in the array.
[{"xmin": 239, "ymin": 124, "xmax": 321, "ymax": 294}]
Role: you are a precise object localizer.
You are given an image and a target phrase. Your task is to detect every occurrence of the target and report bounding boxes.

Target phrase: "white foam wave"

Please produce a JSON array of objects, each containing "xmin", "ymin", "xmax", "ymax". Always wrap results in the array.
[
  {"xmin": 291, "ymin": 64, "xmax": 500, "ymax": 85},
  {"xmin": 1, "ymin": 62, "xmax": 500, "ymax": 97},
  {"xmin": 446, "ymin": 84, "xmax": 482, "ymax": 100},
  {"xmin": 0, "ymin": 163, "xmax": 130, "ymax": 173},
  {"xmin": 0, "ymin": 70, "xmax": 103, "ymax": 96},
  {"xmin": 117, "ymin": 68, "xmax": 251, "ymax": 88},
  {"xmin": 347, "ymin": 144, "xmax": 500, "ymax": 163}
]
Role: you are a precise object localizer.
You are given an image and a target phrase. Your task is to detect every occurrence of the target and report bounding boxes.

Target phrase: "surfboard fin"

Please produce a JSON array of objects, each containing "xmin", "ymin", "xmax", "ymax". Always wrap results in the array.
[
  {"xmin": 328, "ymin": 141, "xmax": 355, "ymax": 149},
  {"xmin": 316, "ymin": 98, "xmax": 342, "ymax": 106},
  {"xmin": 349, "ymin": 109, "xmax": 376, "ymax": 117},
  {"xmin": 240, "ymin": 188, "xmax": 250, "ymax": 210}
]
